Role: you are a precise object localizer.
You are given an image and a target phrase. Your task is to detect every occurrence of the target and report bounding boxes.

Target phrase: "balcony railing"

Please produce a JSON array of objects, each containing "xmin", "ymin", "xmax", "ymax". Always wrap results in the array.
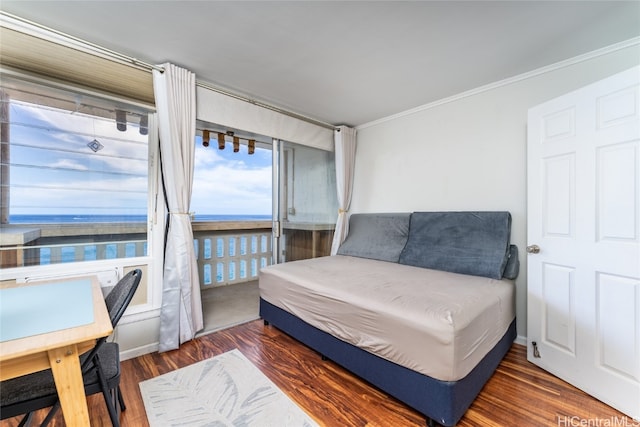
[
  {"xmin": 0, "ymin": 221, "xmax": 273, "ymax": 290},
  {"xmin": 192, "ymin": 221, "xmax": 272, "ymax": 289},
  {"xmin": 0, "ymin": 220, "xmax": 334, "ymax": 289}
]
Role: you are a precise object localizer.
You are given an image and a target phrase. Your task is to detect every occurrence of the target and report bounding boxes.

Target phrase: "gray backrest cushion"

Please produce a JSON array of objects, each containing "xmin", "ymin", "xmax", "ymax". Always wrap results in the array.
[
  {"xmin": 398, "ymin": 211, "xmax": 512, "ymax": 279},
  {"xmin": 337, "ymin": 213, "xmax": 411, "ymax": 262}
]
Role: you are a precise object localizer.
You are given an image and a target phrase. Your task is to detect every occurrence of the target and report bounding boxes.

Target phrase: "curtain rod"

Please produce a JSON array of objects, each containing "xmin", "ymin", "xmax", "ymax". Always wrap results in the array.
[{"xmin": 1, "ymin": 11, "xmax": 338, "ymax": 132}]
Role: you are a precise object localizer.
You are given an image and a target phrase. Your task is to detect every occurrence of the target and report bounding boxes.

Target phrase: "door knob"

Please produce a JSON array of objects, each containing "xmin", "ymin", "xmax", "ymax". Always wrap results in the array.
[{"xmin": 526, "ymin": 245, "xmax": 540, "ymax": 254}]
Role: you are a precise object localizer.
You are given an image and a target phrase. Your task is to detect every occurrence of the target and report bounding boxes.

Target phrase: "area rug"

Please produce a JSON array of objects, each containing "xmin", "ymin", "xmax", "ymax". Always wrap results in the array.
[{"xmin": 139, "ymin": 349, "xmax": 318, "ymax": 427}]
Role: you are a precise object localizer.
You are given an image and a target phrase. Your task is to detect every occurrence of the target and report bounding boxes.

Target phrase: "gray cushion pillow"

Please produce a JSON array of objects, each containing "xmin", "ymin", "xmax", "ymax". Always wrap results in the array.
[
  {"xmin": 502, "ymin": 245, "xmax": 520, "ymax": 280},
  {"xmin": 398, "ymin": 211, "xmax": 512, "ymax": 279},
  {"xmin": 337, "ymin": 213, "xmax": 411, "ymax": 262}
]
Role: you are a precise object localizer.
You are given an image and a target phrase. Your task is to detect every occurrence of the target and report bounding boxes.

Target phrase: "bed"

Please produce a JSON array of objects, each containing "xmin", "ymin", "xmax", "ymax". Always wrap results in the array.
[{"xmin": 259, "ymin": 212, "xmax": 519, "ymax": 426}]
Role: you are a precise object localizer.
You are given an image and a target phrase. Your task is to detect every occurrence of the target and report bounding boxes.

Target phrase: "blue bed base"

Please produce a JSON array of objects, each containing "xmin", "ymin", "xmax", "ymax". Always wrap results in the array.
[{"xmin": 260, "ymin": 298, "xmax": 517, "ymax": 426}]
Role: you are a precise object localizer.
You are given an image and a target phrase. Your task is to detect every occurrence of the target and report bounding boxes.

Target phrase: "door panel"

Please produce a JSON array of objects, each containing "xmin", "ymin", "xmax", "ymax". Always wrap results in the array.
[
  {"xmin": 596, "ymin": 142, "xmax": 638, "ymax": 242},
  {"xmin": 596, "ymin": 273, "xmax": 639, "ymax": 381},
  {"xmin": 527, "ymin": 66, "xmax": 640, "ymax": 418},
  {"xmin": 543, "ymin": 154, "xmax": 575, "ymax": 237},
  {"xmin": 542, "ymin": 263, "xmax": 576, "ymax": 354}
]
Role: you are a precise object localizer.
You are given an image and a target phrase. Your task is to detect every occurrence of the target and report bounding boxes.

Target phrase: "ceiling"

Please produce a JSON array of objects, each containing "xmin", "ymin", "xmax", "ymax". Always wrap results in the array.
[{"xmin": 1, "ymin": 1, "xmax": 639, "ymax": 127}]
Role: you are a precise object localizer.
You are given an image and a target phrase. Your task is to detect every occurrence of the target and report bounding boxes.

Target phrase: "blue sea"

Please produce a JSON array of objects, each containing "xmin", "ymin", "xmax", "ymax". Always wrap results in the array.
[{"xmin": 9, "ymin": 214, "xmax": 272, "ymax": 224}]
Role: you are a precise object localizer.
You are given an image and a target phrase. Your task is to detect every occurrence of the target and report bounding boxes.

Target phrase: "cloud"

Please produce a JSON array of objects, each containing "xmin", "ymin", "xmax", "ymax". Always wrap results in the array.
[
  {"xmin": 191, "ymin": 147, "xmax": 272, "ymax": 215},
  {"xmin": 10, "ymin": 99, "xmax": 273, "ymax": 217},
  {"xmin": 10, "ymin": 174, "xmax": 148, "ymax": 214},
  {"xmin": 12, "ymin": 101, "xmax": 148, "ymax": 176},
  {"xmin": 50, "ymin": 159, "xmax": 89, "ymax": 171}
]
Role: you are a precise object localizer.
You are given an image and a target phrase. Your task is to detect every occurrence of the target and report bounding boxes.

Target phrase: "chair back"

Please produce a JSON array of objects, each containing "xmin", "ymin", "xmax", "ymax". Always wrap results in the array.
[
  {"xmin": 105, "ymin": 269, "xmax": 142, "ymax": 328},
  {"xmin": 78, "ymin": 269, "xmax": 142, "ymax": 372}
]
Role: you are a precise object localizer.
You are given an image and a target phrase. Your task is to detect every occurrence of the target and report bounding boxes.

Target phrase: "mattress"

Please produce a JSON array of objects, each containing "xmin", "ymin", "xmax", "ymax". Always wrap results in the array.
[{"xmin": 259, "ymin": 255, "xmax": 515, "ymax": 382}]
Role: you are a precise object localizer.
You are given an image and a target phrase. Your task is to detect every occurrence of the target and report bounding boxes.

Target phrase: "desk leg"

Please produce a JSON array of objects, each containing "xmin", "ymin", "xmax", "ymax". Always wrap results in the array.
[{"xmin": 48, "ymin": 344, "xmax": 91, "ymax": 426}]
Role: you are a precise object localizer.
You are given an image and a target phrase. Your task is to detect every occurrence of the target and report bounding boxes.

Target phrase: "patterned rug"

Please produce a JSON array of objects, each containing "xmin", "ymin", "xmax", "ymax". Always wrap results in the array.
[{"xmin": 139, "ymin": 349, "xmax": 318, "ymax": 427}]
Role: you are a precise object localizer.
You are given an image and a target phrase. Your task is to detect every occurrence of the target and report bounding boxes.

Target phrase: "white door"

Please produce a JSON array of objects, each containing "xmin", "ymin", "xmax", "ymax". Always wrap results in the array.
[{"xmin": 527, "ymin": 66, "xmax": 640, "ymax": 419}]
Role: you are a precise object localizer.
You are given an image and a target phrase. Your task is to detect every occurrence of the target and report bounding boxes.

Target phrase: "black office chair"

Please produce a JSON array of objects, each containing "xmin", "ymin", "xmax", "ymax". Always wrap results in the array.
[{"xmin": 0, "ymin": 269, "xmax": 142, "ymax": 427}]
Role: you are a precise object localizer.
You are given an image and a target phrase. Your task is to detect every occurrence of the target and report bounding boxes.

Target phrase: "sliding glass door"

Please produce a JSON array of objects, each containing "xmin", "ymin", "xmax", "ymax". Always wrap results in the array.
[{"xmin": 272, "ymin": 139, "xmax": 338, "ymax": 264}]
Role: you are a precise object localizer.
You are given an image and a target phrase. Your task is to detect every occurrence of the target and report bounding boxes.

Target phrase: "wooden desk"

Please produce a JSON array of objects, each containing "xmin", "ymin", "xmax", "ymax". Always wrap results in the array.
[{"xmin": 0, "ymin": 277, "xmax": 113, "ymax": 426}]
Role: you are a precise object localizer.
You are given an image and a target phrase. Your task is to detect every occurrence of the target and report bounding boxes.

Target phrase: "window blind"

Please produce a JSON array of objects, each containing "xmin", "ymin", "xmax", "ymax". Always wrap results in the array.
[{"xmin": 0, "ymin": 26, "xmax": 155, "ymax": 106}]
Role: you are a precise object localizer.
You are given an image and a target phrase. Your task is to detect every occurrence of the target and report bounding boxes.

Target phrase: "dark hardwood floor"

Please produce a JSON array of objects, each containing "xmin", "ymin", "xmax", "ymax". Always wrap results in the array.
[{"xmin": 1, "ymin": 319, "xmax": 628, "ymax": 426}]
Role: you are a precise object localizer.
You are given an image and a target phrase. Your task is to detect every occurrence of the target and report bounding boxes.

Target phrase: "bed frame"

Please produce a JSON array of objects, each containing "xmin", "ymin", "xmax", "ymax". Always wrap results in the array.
[{"xmin": 260, "ymin": 298, "xmax": 517, "ymax": 427}]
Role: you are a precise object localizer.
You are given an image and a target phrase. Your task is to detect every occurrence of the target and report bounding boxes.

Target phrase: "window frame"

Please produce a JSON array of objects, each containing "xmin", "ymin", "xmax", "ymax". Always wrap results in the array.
[{"xmin": 0, "ymin": 72, "xmax": 157, "ymax": 274}]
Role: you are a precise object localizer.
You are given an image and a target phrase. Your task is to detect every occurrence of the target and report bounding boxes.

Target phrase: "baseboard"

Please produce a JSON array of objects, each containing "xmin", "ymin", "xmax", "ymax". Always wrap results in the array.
[
  {"xmin": 514, "ymin": 335, "xmax": 527, "ymax": 346},
  {"xmin": 120, "ymin": 342, "xmax": 159, "ymax": 361}
]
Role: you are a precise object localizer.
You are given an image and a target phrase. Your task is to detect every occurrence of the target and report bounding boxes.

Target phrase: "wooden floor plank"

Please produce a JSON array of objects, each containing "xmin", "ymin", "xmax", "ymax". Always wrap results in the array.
[{"xmin": 0, "ymin": 319, "xmax": 627, "ymax": 426}]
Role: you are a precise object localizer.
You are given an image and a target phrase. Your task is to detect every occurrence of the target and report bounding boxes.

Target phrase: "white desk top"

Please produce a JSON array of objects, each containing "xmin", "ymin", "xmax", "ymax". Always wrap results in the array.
[{"xmin": 0, "ymin": 278, "xmax": 94, "ymax": 342}]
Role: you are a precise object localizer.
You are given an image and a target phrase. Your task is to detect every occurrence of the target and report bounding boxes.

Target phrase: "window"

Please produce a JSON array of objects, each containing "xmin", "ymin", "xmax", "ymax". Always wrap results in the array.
[{"xmin": 0, "ymin": 76, "xmax": 151, "ymax": 268}]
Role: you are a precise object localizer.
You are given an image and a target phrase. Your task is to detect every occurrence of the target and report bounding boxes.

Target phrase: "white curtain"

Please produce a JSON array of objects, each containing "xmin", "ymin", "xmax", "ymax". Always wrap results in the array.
[
  {"xmin": 330, "ymin": 126, "xmax": 357, "ymax": 255},
  {"xmin": 153, "ymin": 63, "xmax": 203, "ymax": 352}
]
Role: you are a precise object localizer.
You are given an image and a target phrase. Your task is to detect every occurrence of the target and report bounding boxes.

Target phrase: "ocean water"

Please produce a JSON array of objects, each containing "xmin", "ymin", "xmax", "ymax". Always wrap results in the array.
[{"xmin": 9, "ymin": 214, "xmax": 272, "ymax": 224}]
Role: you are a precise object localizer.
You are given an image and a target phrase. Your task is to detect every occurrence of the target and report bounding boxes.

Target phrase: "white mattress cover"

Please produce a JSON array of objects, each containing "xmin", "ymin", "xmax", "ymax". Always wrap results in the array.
[{"xmin": 259, "ymin": 255, "xmax": 515, "ymax": 381}]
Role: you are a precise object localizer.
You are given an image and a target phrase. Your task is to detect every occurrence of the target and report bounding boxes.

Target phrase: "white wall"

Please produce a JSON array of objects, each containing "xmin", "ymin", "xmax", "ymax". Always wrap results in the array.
[{"xmin": 351, "ymin": 43, "xmax": 640, "ymax": 341}]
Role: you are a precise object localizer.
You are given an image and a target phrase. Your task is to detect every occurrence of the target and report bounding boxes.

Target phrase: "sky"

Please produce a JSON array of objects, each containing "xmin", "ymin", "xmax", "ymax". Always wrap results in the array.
[
  {"xmin": 8, "ymin": 99, "xmax": 272, "ymax": 218},
  {"xmin": 192, "ymin": 136, "xmax": 272, "ymax": 216}
]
